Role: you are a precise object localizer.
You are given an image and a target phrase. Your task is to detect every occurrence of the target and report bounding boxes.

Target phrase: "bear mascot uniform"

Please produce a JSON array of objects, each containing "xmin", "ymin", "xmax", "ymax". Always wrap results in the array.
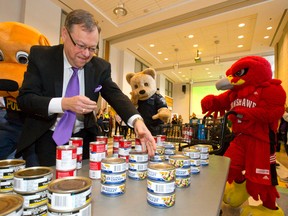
[
  {"xmin": 0, "ymin": 21, "xmax": 50, "ymax": 159},
  {"xmin": 201, "ymin": 56, "xmax": 286, "ymax": 216},
  {"xmin": 126, "ymin": 68, "xmax": 171, "ymax": 136}
]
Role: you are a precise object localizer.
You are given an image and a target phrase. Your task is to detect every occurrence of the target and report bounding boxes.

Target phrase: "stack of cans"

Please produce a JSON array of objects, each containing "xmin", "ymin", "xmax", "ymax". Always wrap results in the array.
[
  {"xmin": 100, "ymin": 157, "xmax": 126, "ymax": 196},
  {"xmin": 118, "ymin": 139, "xmax": 132, "ymax": 168},
  {"xmin": 13, "ymin": 167, "xmax": 53, "ymax": 215},
  {"xmin": 134, "ymin": 137, "xmax": 142, "ymax": 151},
  {"xmin": 112, "ymin": 135, "xmax": 123, "ymax": 157},
  {"xmin": 169, "ymin": 154, "xmax": 191, "ymax": 188},
  {"xmin": 0, "ymin": 159, "xmax": 25, "ymax": 193},
  {"xmin": 47, "ymin": 177, "xmax": 92, "ymax": 215},
  {"xmin": 128, "ymin": 151, "xmax": 148, "ymax": 180},
  {"xmin": 150, "ymin": 146, "xmax": 165, "ymax": 162},
  {"xmin": 162, "ymin": 142, "xmax": 176, "ymax": 160},
  {"xmin": 89, "ymin": 141, "xmax": 106, "ymax": 179},
  {"xmin": 147, "ymin": 163, "xmax": 176, "ymax": 208},
  {"xmin": 194, "ymin": 144, "xmax": 210, "ymax": 166},
  {"xmin": 55, "ymin": 145, "xmax": 77, "ymax": 179},
  {"xmin": 182, "ymin": 147, "xmax": 201, "ymax": 174},
  {"xmin": 69, "ymin": 137, "xmax": 83, "ymax": 170}
]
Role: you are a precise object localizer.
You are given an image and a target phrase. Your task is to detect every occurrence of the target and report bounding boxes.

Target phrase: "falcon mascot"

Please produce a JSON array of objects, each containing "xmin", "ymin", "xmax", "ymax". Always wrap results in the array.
[{"xmin": 201, "ymin": 56, "xmax": 286, "ymax": 216}]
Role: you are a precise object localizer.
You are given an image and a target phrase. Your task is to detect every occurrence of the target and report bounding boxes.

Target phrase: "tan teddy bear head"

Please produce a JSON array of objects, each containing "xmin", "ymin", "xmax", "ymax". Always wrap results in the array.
[{"xmin": 126, "ymin": 68, "xmax": 157, "ymax": 103}]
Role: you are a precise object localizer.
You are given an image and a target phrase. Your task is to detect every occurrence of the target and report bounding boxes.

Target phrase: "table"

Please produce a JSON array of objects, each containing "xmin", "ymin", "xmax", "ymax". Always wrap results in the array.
[{"xmin": 74, "ymin": 155, "xmax": 230, "ymax": 216}]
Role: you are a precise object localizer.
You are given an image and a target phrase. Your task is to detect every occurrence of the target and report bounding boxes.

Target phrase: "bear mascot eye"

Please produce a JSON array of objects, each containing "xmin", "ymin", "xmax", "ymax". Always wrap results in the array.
[{"xmin": 16, "ymin": 51, "xmax": 29, "ymax": 64}]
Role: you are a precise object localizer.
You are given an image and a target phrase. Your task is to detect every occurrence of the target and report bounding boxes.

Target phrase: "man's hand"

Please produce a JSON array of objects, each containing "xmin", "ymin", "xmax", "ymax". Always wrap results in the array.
[
  {"xmin": 62, "ymin": 95, "xmax": 97, "ymax": 114},
  {"xmin": 133, "ymin": 119, "xmax": 156, "ymax": 156}
]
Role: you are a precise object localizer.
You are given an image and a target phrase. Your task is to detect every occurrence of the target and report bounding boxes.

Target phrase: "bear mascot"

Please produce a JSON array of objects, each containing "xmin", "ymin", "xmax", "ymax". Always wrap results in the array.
[
  {"xmin": 201, "ymin": 56, "xmax": 286, "ymax": 215},
  {"xmin": 126, "ymin": 68, "xmax": 171, "ymax": 136},
  {"xmin": 0, "ymin": 21, "xmax": 50, "ymax": 159}
]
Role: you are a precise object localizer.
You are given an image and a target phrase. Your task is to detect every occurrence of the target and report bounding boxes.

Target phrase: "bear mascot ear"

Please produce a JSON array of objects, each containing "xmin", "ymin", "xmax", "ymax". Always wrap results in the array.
[{"xmin": 0, "ymin": 21, "xmax": 50, "ymax": 99}]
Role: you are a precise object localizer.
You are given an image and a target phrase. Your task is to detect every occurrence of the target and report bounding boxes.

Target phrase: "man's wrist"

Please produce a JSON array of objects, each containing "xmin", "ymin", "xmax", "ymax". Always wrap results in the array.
[{"xmin": 132, "ymin": 117, "xmax": 144, "ymax": 127}]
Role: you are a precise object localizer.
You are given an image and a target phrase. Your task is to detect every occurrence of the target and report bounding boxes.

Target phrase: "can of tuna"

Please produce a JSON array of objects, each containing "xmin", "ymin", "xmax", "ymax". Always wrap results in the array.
[
  {"xmin": 69, "ymin": 137, "xmax": 83, "ymax": 169},
  {"xmin": 191, "ymin": 166, "xmax": 201, "ymax": 174},
  {"xmin": 96, "ymin": 136, "xmax": 108, "ymax": 155},
  {"xmin": 175, "ymin": 176, "xmax": 191, "ymax": 188},
  {"xmin": 101, "ymin": 172, "xmax": 126, "ymax": 185},
  {"xmin": 55, "ymin": 169, "xmax": 76, "ymax": 179},
  {"xmin": 164, "ymin": 148, "xmax": 176, "ymax": 159},
  {"xmin": 0, "ymin": 194, "xmax": 23, "ymax": 216},
  {"xmin": 18, "ymin": 189, "xmax": 48, "ymax": 208},
  {"xmin": 118, "ymin": 147, "xmax": 131, "ymax": 157},
  {"xmin": 23, "ymin": 203, "xmax": 47, "ymax": 216},
  {"xmin": 169, "ymin": 155, "xmax": 190, "ymax": 168},
  {"xmin": 89, "ymin": 161, "xmax": 101, "ymax": 179},
  {"xmin": 182, "ymin": 148, "xmax": 200, "ymax": 159},
  {"xmin": 0, "ymin": 159, "xmax": 25, "ymax": 180},
  {"xmin": 47, "ymin": 177, "xmax": 92, "ymax": 211},
  {"xmin": 147, "ymin": 191, "xmax": 175, "ymax": 208},
  {"xmin": 162, "ymin": 142, "xmax": 175, "ymax": 149},
  {"xmin": 134, "ymin": 138, "xmax": 142, "ymax": 151},
  {"xmin": 129, "ymin": 151, "xmax": 148, "ymax": 163},
  {"xmin": 56, "ymin": 145, "xmax": 77, "ymax": 171},
  {"xmin": 13, "ymin": 167, "xmax": 53, "ymax": 193},
  {"xmin": 147, "ymin": 163, "xmax": 175, "ymax": 182},
  {"xmin": 194, "ymin": 144, "xmax": 210, "ymax": 153},
  {"xmin": 89, "ymin": 141, "xmax": 106, "ymax": 162},
  {"xmin": 128, "ymin": 170, "xmax": 147, "ymax": 180},
  {"xmin": 100, "ymin": 183, "xmax": 126, "ymax": 196},
  {"xmin": 149, "ymin": 155, "xmax": 165, "ymax": 162},
  {"xmin": 155, "ymin": 146, "xmax": 165, "ymax": 155},
  {"xmin": 101, "ymin": 157, "xmax": 126, "ymax": 174},
  {"xmin": 147, "ymin": 179, "xmax": 175, "ymax": 194},
  {"xmin": 48, "ymin": 202, "xmax": 91, "ymax": 216},
  {"xmin": 156, "ymin": 135, "xmax": 166, "ymax": 146},
  {"xmin": 0, "ymin": 178, "xmax": 14, "ymax": 193},
  {"xmin": 175, "ymin": 167, "xmax": 191, "ymax": 177}
]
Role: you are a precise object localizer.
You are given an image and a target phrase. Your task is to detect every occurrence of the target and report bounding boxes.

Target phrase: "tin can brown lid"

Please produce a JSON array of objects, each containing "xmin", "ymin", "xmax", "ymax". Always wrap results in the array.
[
  {"xmin": 56, "ymin": 145, "xmax": 77, "ymax": 150},
  {"xmin": 101, "ymin": 157, "xmax": 125, "ymax": 164},
  {"xmin": 169, "ymin": 154, "xmax": 190, "ymax": 160},
  {"xmin": 148, "ymin": 162, "xmax": 175, "ymax": 170},
  {"xmin": 0, "ymin": 194, "xmax": 23, "ymax": 214},
  {"xmin": 48, "ymin": 176, "xmax": 92, "ymax": 193},
  {"xmin": 14, "ymin": 166, "xmax": 53, "ymax": 179},
  {"xmin": 129, "ymin": 150, "xmax": 148, "ymax": 155},
  {"xmin": 0, "ymin": 159, "xmax": 25, "ymax": 168}
]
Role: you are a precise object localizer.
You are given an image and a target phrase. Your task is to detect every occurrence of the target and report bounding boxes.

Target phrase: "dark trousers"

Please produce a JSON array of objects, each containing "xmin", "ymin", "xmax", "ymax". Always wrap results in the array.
[{"xmin": 23, "ymin": 129, "xmax": 96, "ymax": 167}]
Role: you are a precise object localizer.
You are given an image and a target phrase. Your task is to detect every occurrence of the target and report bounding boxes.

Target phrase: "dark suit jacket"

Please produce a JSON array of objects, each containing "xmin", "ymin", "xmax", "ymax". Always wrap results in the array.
[{"xmin": 16, "ymin": 44, "xmax": 139, "ymax": 155}]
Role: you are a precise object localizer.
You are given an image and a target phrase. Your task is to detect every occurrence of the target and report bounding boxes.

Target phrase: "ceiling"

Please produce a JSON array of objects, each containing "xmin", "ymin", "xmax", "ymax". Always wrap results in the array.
[{"xmin": 51, "ymin": 0, "xmax": 288, "ymax": 84}]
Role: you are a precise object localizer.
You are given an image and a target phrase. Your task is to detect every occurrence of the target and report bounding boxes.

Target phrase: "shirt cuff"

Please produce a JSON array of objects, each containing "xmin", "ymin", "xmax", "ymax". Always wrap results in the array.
[
  {"xmin": 48, "ymin": 97, "xmax": 63, "ymax": 115},
  {"xmin": 127, "ymin": 114, "xmax": 143, "ymax": 128}
]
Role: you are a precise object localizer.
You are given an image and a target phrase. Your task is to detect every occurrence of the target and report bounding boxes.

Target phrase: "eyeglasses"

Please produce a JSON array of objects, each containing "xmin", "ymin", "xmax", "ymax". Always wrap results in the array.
[{"xmin": 66, "ymin": 29, "xmax": 98, "ymax": 54}]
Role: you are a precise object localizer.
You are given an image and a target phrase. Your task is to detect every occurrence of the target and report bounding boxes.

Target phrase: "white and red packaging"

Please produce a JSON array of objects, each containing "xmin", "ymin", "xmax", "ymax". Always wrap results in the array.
[{"xmin": 69, "ymin": 137, "xmax": 83, "ymax": 169}]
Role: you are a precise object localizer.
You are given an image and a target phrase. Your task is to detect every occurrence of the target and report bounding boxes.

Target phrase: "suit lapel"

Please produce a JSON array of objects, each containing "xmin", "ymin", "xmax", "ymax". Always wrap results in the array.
[{"xmin": 53, "ymin": 46, "xmax": 64, "ymax": 97}]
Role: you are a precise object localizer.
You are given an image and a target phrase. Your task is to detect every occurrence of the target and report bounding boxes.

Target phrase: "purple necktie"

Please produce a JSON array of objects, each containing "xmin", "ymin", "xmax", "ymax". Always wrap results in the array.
[{"xmin": 53, "ymin": 67, "xmax": 80, "ymax": 145}]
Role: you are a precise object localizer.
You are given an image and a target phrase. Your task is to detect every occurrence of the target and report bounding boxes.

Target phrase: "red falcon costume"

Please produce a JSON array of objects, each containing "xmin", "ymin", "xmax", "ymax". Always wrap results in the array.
[{"xmin": 201, "ymin": 56, "xmax": 286, "ymax": 216}]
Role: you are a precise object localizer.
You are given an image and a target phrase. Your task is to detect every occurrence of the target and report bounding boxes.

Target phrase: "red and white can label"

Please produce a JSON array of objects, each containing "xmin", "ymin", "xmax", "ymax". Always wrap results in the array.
[
  {"xmin": 56, "ymin": 146, "xmax": 77, "ymax": 171},
  {"xmin": 119, "ymin": 139, "xmax": 132, "ymax": 148},
  {"xmin": 56, "ymin": 169, "xmax": 76, "ymax": 179},
  {"xmin": 69, "ymin": 137, "xmax": 83, "ymax": 170},
  {"xmin": 135, "ymin": 138, "xmax": 142, "ymax": 151},
  {"xmin": 118, "ymin": 147, "xmax": 131, "ymax": 156},
  {"xmin": 156, "ymin": 135, "xmax": 166, "ymax": 146},
  {"xmin": 113, "ymin": 135, "xmax": 123, "ymax": 148},
  {"xmin": 90, "ymin": 141, "xmax": 106, "ymax": 152}
]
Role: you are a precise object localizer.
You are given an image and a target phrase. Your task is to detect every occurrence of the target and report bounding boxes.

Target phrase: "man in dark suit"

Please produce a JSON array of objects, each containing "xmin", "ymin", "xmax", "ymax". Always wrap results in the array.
[{"xmin": 16, "ymin": 9, "xmax": 156, "ymax": 167}]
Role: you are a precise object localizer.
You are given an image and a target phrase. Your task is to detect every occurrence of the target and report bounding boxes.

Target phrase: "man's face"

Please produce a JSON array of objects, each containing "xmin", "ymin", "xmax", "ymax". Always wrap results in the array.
[{"xmin": 62, "ymin": 24, "xmax": 99, "ymax": 68}]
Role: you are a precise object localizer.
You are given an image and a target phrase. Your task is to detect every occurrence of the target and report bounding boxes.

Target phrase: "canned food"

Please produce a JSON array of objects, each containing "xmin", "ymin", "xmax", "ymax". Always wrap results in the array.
[
  {"xmin": 169, "ymin": 155, "xmax": 190, "ymax": 168},
  {"xmin": 134, "ymin": 138, "xmax": 142, "ymax": 151},
  {"xmin": 0, "ymin": 194, "xmax": 23, "ymax": 216},
  {"xmin": 90, "ymin": 141, "xmax": 106, "ymax": 162},
  {"xmin": 48, "ymin": 202, "xmax": 91, "ymax": 216},
  {"xmin": 175, "ymin": 167, "xmax": 191, "ymax": 177},
  {"xmin": 18, "ymin": 189, "xmax": 48, "ymax": 208},
  {"xmin": 113, "ymin": 135, "xmax": 123, "ymax": 148},
  {"xmin": 23, "ymin": 203, "xmax": 47, "ymax": 216},
  {"xmin": 164, "ymin": 148, "xmax": 176, "ymax": 156},
  {"xmin": 0, "ymin": 178, "xmax": 13, "ymax": 193},
  {"xmin": 0, "ymin": 159, "xmax": 25, "ymax": 180},
  {"xmin": 55, "ymin": 169, "xmax": 76, "ymax": 179},
  {"xmin": 191, "ymin": 166, "xmax": 201, "ymax": 174},
  {"xmin": 128, "ymin": 162, "xmax": 148, "ymax": 172},
  {"xmin": 147, "ymin": 179, "xmax": 175, "ymax": 194},
  {"xmin": 147, "ymin": 163, "xmax": 175, "ymax": 182},
  {"xmin": 13, "ymin": 167, "xmax": 53, "ymax": 193},
  {"xmin": 182, "ymin": 148, "xmax": 200, "ymax": 159},
  {"xmin": 48, "ymin": 177, "xmax": 92, "ymax": 211},
  {"xmin": 118, "ymin": 147, "xmax": 131, "ymax": 156},
  {"xmin": 155, "ymin": 146, "xmax": 165, "ymax": 155},
  {"xmin": 190, "ymin": 158, "xmax": 201, "ymax": 167},
  {"xmin": 69, "ymin": 137, "xmax": 83, "ymax": 169},
  {"xmin": 162, "ymin": 142, "xmax": 175, "ymax": 149},
  {"xmin": 89, "ymin": 161, "xmax": 101, "ymax": 179},
  {"xmin": 149, "ymin": 155, "xmax": 165, "ymax": 162},
  {"xmin": 101, "ymin": 158, "xmax": 126, "ymax": 174},
  {"xmin": 156, "ymin": 135, "xmax": 166, "ymax": 146},
  {"xmin": 119, "ymin": 139, "xmax": 132, "ymax": 148},
  {"xmin": 200, "ymin": 159, "xmax": 209, "ymax": 166},
  {"xmin": 129, "ymin": 151, "xmax": 148, "ymax": 162},
  {"xmin": 175, "ymin": 176, "xmax": 191, "ymax": 188},
  {"xmin": 96, "ymin": 136, "xmax": 108, "ymax": 151},
  {"xmin": 100, "ymin": 183, "xmax": 125, "ymax": 196},
  {"xmin": 147, "ymin": 191, "xmax": 175, "ymax": 208},
  {"xmin": 194, "ymin": 144, "xmax": 211, "ymax": 153},
  {"xmin": 101, "ymin": 172, "xmax": 126, "ymax": 185},
  {"xmin": 128, "ymin": 170, "xmax": 147, "ymax": 180},
  {"xmin": 56, "ymin": 145, "xmax": 77, "ymax": 171}
]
